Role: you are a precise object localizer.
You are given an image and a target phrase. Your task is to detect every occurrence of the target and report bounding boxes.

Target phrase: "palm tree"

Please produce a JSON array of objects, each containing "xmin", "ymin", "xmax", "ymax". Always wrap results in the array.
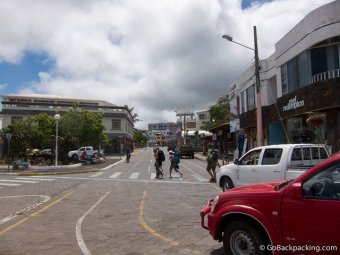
[{"xmin": 125, "ymin": 105, "xmax": 141, "ymax": 123}]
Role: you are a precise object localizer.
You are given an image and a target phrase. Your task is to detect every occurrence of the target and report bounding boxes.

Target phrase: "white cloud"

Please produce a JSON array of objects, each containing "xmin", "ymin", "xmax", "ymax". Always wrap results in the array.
[{"xmin": 0, "ymin": 0, "xmax": 334, "ymax": 129}]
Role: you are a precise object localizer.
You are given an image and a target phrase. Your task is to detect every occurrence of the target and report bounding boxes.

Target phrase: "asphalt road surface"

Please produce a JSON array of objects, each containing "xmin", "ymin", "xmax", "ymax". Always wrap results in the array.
[{"xmin": 0, "ymin": 147, "xmax": 224, "ymax": 255}]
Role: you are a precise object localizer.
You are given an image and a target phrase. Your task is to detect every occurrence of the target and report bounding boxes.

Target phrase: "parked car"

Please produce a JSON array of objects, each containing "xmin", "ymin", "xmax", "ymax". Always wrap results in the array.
[
  {"xmin": 179, "ymin": 144, "xmax": 195, "ymax": 159},
  {"xmin": 217, "ymin": 144, "xmax": 331, "ymax": 191},
  {"xmin": 67, "ymin": 146, "xmax": 103, "ymax": 161},
  {"xmin": 41, "ymin": 149, "xmax": 52, "ymax": 155},
  {"xmin": 201, "ymin": 152, "xmax": 340, "ymax": 255}
]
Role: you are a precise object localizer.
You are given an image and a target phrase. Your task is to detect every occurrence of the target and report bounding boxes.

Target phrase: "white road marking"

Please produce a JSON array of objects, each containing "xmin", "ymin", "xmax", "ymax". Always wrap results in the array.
[
  {"xmin": 192, "ymin": 174, "xmax": 209, "ymax": 182},
  {"xmin": 0, "ymin": 179, "xmax": 38, "ymax": 184},
  {"xmin": 129, "ymin": 173, "xmax": 139, "ymax": 179},
  {"xmin": 15, "ymin": 177, "xmax": 56, "ymax": 181},
  {"xmin": 108, "ymin": 172, "xmax": 122, "ymax": 179},
  {"xmin": 0, "ymin": 183, "xmax": 21, "ymax": 187},
  {"xmin": 89, "ymin": 172, "xmax": 104, "ymax": 178},
  {"xmin": 0, "ymin": 195, "xmax": 50, "ymax": 225},
  {"xmin": 76, "ymin": 191, "xmax": 110, "ymax": 255}
]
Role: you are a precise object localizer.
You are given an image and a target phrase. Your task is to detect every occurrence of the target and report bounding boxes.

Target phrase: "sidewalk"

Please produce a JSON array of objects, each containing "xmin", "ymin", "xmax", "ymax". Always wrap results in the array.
[{"xmin": 0, "ymin": 148, "xmax": 145, "ymax": 175}]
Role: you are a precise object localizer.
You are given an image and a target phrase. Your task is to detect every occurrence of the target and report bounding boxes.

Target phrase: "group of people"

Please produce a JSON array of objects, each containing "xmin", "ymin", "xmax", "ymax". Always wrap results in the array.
[
  {"xmin": 152, "ymin": 143, "xmax": 220, "ymax": 182},
  {"xmin": 153, "ymin": 147, "xmax": 183, "ymax": 179}
]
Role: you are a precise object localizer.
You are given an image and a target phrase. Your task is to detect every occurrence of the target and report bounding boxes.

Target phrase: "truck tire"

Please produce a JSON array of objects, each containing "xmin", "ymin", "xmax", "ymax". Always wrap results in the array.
[
  {"xmin": 223, "ymin": 221, "xmax": 271, "ymax": 255},
  {"xmin": 72, "ymin": 154, "xmax": 79, "ymax": 161},
  {"xmin": 221, "ymin": 177, "xmax": 234, "ymax": 191}
]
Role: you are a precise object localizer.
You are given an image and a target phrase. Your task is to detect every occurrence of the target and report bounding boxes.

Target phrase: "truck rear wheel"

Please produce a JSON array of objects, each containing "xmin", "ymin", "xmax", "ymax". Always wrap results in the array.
[
  {"xmin": 223, "ymin": 221, "xmax": 271, "ymax": 255},
  {"xmin": 221, "ymin": 177, "xmax": 234, "ymax": 191},
  {"xmin": 72, "ymin": 154, "xmax": 79, "ymax": 161}
]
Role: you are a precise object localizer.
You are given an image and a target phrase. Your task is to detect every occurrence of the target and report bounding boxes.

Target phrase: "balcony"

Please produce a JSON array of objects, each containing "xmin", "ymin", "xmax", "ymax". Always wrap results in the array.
[{"xmin": 311, "ymin": 69, "xmax": 340, "ymax": 84}]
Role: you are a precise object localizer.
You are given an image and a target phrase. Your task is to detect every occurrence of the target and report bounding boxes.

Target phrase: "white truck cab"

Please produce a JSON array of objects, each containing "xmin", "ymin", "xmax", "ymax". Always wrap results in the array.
[
  {"xmin": 217, "ymin": 144, "xmax": 331, "ymax": 191},
  {"xmin": 68, "ymin": 146, "xmax": 102, "ymax": 161}
]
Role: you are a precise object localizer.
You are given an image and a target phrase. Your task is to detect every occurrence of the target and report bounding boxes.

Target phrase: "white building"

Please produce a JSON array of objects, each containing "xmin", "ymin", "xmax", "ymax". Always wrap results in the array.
[
  {"xmin": 229, "ymin": 1, "xmax": 340, "ymax": 151},
  {"xmin": 0, "ymin": 94, "xmax": 134, "ymax": 153}
]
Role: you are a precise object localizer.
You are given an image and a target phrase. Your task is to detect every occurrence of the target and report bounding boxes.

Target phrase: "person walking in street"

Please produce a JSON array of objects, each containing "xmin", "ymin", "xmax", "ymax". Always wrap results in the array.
[
  {"xmin": 206, "ymin": 144, "xmax": 220, "ymax": 182},
  {"xmin": 125, "ymin": 146, "xmax": 131, "ymax": 163},
  {"xmin": 168, "ymin": 150, "xmax": 183, "ymax": 178},
  {"xmin": 153, "ymin": 148, "xmax": 164, "ymax": 179}
]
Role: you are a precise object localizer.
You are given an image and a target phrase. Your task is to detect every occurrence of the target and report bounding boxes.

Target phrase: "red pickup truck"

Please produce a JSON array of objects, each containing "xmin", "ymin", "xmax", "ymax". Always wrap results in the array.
[{"xmin": 200, "ymin": 152, "xmax": 340, "ymax": 255}]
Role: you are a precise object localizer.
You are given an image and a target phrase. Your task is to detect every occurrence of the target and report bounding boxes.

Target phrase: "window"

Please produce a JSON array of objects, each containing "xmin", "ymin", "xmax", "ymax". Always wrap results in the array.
[
  {"xmin": 111, "ymin": 119, "xmax": 121, "ymax": 130},
  {"xmin": 303, "ymin": 147, "xmax": 311, "ymax": 160},
  {"xmin": 262, "ymin": 149, "xmax": 282, "ymax": 165},
  {"xmin": 240, "ymin": 149, "xmax": 261, "ymax": 166},
  {"xmin": 291, "ymin": 148, "xmax": 302, "ymax": 161},
  {"xmin": 198, "ymin": 114, "xmax": 206, "ymax": 120},
  {"xmin": 281, "ymin": 64, "xmax": 288, "ymax": 95},
  {"xmin": 246, "ymin": 84, "xmax": 255, "ymax": 111},
  {"xmin": 302, "ymin": 163, "xmax": 340, "ymax": 200},
  {"xmin": 241, "ymin": 91, "xmax": 246, "ymax": 113}
]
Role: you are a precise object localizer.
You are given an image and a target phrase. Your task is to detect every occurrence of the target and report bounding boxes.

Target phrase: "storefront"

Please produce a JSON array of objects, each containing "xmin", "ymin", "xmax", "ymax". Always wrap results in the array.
[{"xmin": 275, "ymin": 78, "xmax": 340, "ymax": 152}]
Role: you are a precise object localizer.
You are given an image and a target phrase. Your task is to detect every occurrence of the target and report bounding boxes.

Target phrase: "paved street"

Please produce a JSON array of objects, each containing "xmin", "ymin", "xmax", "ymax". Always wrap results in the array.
[{"xmin": 0, "ymin": 148, "xmax": 224, "ymax": 255}]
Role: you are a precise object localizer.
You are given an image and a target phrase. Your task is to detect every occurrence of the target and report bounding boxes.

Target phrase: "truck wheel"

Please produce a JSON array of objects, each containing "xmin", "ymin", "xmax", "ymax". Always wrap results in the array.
[
  {"xmin": 72, "ymin": 154, "xmax": 79, "ymax": 161},
  {"xmin": 221, "ymin": 177, "xmax": 234, "ymax": 191},
  {"xmin": 223, "ymin": 221, "xmax": 271, "ymax": 255}
]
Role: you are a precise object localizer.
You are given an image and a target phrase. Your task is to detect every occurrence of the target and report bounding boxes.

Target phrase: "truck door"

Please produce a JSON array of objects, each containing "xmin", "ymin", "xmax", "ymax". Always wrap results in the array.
[
  {"xmin": 236, "ymin": 149, "xmax": 261, "ymax": 186},
  {"xmin": 281, "ymin": 162, "xmax": 340, "ymax": 252},
  {"xmin": 257, "ymin": 148, "xmax": 283, "ymax": 182}
]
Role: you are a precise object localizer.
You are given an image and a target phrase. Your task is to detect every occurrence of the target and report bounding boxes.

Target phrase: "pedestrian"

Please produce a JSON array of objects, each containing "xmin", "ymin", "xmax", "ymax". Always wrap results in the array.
[
  {"xmin": 206, "ymin": 144, "xmax": 220, "ymax": 182},
  {"xmin": 168, "ymin": 150, "xmax": 183, "ymax": 178},
  {"xmin": 125, "ymin": 146, "xmax": 131, "ymax": 163},
  {"xmin": 153, "ymin": 148, "xmax": 164, "ymax": 179}
]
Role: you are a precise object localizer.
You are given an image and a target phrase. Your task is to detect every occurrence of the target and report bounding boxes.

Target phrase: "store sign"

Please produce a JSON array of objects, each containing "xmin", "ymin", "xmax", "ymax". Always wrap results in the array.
[
  {"xmin": 230, "ymin": 119, "xmax": 240, "ymax": 133},
  {"xmin": 283, "ymin": 96, "xmax": 304, "ymax": 112}
]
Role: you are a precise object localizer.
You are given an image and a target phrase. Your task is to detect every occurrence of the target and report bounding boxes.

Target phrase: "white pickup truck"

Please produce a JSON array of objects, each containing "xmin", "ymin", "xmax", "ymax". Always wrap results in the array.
[
  {"xmin": 68, "ymin": 146, "xmax": 103, "ymax": 161},
  {"xmin": 217, "ymin": 144, "xmax": 331, "ymax": 191}
]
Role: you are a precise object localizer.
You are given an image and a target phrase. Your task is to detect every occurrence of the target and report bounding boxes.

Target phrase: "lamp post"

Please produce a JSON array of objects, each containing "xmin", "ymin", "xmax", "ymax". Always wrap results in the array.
[
  {"xmin": 54, "ymin": 114, "xmax": 61, "ymax": 167},
  {"xmin": 222, "ymin": 26, "xmax": 263, "ymax": 146}
]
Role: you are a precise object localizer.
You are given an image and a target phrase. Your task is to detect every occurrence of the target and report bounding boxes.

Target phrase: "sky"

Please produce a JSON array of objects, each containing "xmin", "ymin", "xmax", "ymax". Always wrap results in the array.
[{"xmin": 0, "ymin": 0, "xmax": 334, "ymax": 129}]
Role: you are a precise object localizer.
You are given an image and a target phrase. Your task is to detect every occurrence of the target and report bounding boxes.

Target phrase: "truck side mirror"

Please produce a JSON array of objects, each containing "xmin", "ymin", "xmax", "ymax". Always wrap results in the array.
[{"xmin": 234, "ymin": 159, "xmax": 239, "ymax": 165}]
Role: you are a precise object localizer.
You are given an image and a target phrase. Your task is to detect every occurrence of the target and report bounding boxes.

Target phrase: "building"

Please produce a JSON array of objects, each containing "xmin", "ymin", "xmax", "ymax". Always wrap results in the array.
[
  {"xmin": 229, "ymin": 1, "xmax": 340, "ymax": 152},
  {"xmin": 196, "ymin": 110, "xmax": 211, "ymax": 130},
  {"xmin": 147, "ymin": 122, "xmax": 178, "ymax": 147},
  {"xmin": 0, "ymin": 94, "xmax": 134, "ymax": 153}
]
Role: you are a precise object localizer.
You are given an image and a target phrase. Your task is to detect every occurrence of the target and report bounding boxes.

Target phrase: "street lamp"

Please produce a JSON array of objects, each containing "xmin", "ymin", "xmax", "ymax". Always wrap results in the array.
[
  {"xmin": 222, "ymin": 26, "xmax": 263, "ymax": 146},
  {"xmin": 54, "ymin": 114, "xmax": 61, "ymax": 166}
]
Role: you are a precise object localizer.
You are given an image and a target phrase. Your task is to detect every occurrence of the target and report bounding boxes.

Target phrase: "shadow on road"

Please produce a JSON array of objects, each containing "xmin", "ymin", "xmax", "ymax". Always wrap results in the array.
[{"xmin": 210, "ymin": 247, "xmax": 224, "ymax": 255}]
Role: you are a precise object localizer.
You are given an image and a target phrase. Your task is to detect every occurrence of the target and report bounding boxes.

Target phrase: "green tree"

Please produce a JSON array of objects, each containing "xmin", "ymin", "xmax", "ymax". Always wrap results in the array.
[
  {"xmin": 58, "ymin": 108, "xmax": 109, "ymax": 156},
  {"xmin": 29, "ymin": 113, "xmax": 55, "ymax": 149},
  {"xmin": 133, "ymin": 130, "xmax": 148, "ymax": 146},
  {"xmin": 201, "ymin": 95, "xmax": 231, "ymax": 130},
  {"xmin": 2, "ymin": 109, "xmax": 109, "ymax": 162}
]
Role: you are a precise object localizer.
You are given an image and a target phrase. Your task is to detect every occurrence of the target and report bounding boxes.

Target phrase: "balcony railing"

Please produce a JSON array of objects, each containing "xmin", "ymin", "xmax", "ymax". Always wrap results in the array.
[{"xmin": 311, "ymin": 69, "xmax": 340, "ymax": 84}]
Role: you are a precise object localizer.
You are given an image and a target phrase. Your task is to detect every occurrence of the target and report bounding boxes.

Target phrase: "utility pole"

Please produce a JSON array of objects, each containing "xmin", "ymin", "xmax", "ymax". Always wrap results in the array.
[
  {"xmin": 175, "ymin": 111, "xmax": 195, "ymax": 145},
  {"xmin": 222, "ymin": 25, "xmax": 263, "ymax": 146},
  {"xmin": 254, "ymin": 26, "xmax": 263, "ymax": 146}
]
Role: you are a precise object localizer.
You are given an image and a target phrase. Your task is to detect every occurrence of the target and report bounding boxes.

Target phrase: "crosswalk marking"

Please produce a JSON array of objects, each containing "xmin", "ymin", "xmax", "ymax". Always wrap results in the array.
[
  {"xmin": 90, "ymin": 172, "xmax": 104, "ymax": 178},
  {"xmin": 15, "ymin": 177, "xmax": 56, "ymax": 181},
  {"xmin": 0, "ymin": 179, "xmax": 39, "ymax": 184},
  {"xmin": 192, "ymin": 174, "xmax": 208, "ymax": 182},
  {"xmin": 0, "ymin": 183, "xmax": 21, "ymax": 187},
  {"xmin": 109, "ymin": 172, "xmax": 122, "ymax": 179},
  {"xmin": 128, "ymin": 173, "xmax": 140, "ymax": 179}
]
